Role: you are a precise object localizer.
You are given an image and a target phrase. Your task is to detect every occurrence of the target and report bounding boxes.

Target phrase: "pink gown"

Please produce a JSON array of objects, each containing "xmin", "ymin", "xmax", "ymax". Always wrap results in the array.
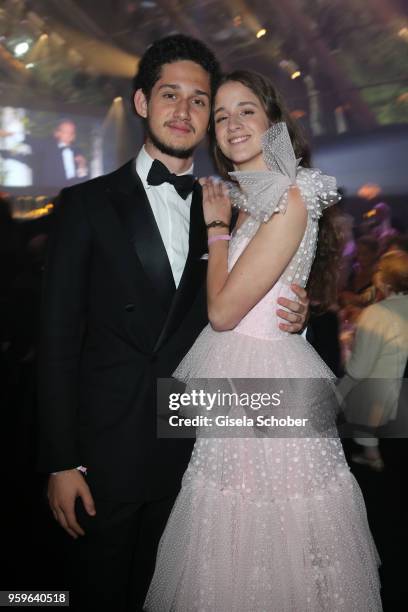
[{"xmin": 144, "ymin": 124, "xmax": 382, "ymax": 612}]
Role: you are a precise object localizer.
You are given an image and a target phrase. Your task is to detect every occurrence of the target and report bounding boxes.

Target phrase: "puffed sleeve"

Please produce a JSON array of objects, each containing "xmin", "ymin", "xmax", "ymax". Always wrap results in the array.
[{"xmin": 227, "ymin": 171, "xmax": 294, "ymax": 223}]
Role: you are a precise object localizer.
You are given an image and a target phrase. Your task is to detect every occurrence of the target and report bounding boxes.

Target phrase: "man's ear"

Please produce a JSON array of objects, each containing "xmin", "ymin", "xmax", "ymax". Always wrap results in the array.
[{"xmin": 134, "ymin": 89, "xmax": 148, "ymax": 118}]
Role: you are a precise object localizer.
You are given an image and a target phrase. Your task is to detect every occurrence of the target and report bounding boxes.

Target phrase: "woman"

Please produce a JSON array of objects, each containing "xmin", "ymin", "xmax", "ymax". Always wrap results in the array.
[
  {"xmin": 338, "ymin": 250, "xmax": 408, "ymax": 471},
  {"xmin": 144, "ymin": 72, "xmax": 381, "ymax": 611},
  {"xmin": 340, "ymin": 236, "xmax": 381, "ymax": 309}
]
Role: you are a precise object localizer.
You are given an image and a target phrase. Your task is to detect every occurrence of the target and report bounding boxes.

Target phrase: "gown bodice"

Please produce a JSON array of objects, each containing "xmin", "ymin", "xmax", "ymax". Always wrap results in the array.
[{"xmin": 226, "ymin": 122, "xmax": 339, "ymax": 341}]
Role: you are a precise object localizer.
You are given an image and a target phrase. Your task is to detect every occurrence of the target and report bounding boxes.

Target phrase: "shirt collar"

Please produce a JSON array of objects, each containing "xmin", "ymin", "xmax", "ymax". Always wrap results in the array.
[{"xmin": 135, "ymin": 145, "xmax": 194, "ymax": 188}]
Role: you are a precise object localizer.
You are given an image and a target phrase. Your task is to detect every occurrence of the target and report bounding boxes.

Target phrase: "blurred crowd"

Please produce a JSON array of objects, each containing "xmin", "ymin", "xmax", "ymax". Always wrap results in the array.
[
  {"xmin": 331, "ymin": 201, "xmax": 408, "ymax": 472},
  {"xmin": 336, "ymin": 202, "xmax": 408, "ymax": 363},
  {"xmin": 0, "ymin": 190, "xmax": 50, "ymax": 474},
  {"xmin": 0, "ymin": 192, "xmax": 49, "ymax": 372}
]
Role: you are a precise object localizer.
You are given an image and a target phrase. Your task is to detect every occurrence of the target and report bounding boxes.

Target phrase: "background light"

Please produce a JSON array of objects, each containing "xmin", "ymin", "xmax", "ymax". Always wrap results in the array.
[
  {"xmin": 256, "ymin": 28, "xmax": 267, "ymax": 39},
  {"xmin": 14, "ymin": 42, "xmax": 30, "ymax": 57},
  {"xmin": 398, "ymin": 27, "xmax": 408, "ymax": 41},
  {"xmin": 291, "ymin": 70, "xmax": 301, "ymax": 79}
]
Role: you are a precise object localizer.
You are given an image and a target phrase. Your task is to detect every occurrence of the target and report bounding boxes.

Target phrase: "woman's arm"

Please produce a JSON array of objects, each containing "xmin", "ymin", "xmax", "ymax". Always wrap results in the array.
[{"xmin": 203, "ymin": 180, "xmax": 307, "ymax": 331}]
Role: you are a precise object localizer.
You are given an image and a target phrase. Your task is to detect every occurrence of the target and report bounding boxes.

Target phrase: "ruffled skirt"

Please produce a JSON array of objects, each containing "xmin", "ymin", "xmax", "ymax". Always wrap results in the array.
[{"xmin": 144, "ymin": 327, "xmax": 382, "ymax": 611}]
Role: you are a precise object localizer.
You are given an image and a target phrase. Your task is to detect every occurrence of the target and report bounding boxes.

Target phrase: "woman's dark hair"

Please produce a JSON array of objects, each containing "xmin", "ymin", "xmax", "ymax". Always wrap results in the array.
[
  {"xmin": 209, "ymin": 70, "xmax": 343, "ymax": 310},
  {"xmin": 132, "ymin": 34, "xmax": 221, "ymax": 100}
]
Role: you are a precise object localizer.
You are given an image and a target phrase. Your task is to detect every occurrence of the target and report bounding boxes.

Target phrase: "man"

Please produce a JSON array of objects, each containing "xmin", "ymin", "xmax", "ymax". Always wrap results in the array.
[
  {"xmin": 38, "ymin": 35, "xmax": 308, "ymax": 611},
  {"xmin": 37, "ymin": 119, "xmax": 88, "ymax": 188},
  {"xmin": 369, "ymin": 201, "xmax": 399, "ymax": 254}
]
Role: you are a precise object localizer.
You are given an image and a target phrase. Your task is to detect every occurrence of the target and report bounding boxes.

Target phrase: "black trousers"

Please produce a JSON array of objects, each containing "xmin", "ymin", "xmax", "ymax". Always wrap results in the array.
[{"xmin": 69, "ymin": 494, "xmax": 177, "ymax": 612}]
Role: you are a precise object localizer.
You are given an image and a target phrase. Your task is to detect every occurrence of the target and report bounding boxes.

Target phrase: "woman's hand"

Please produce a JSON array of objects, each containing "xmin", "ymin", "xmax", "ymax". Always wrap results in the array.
[{"xmin": 199, "ymin": 177, "xmax": 232, "ymax": 227}]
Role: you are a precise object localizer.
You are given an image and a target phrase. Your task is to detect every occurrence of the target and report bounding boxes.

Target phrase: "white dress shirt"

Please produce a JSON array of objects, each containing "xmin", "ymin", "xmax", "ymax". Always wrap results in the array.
[
  {"xmin": 136, "ymin": 146, "xmax": 193, "ymax": 287},
  {"xmin": 58, "ymin": 142, "xmax": 76, "ymax": 179}
]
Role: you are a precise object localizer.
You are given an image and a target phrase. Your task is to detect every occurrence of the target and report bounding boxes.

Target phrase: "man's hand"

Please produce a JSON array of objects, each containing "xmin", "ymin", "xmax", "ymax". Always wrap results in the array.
[
  {"xmin": 48, "ymin": 469, "xmax": 96, "ymax": 539},
  {"xmin": 277, "ymin": 284, "xmax": 310, "ymax": 333}
]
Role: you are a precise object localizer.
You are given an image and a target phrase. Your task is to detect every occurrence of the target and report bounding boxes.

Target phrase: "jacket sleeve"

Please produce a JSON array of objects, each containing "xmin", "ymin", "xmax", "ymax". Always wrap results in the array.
[{"xmin": 37, "ymin": 186, "xmax": 92, "ymax": 472}]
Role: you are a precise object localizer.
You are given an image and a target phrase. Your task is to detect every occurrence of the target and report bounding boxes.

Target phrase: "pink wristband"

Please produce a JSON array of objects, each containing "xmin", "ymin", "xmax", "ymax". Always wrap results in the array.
[{"xmin": 208, "ymin": 234, "xmax": 231, "ymax": 246}]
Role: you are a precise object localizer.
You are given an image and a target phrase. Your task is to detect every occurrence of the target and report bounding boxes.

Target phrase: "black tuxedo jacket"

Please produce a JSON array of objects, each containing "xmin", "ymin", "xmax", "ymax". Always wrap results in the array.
[
  {"xmin": 36, "ymin": 140, "xmax": 88, "ymax": 188},
  {"xmin": 37, "ymin": 160, "xmax": 208, "ymax": 501}
]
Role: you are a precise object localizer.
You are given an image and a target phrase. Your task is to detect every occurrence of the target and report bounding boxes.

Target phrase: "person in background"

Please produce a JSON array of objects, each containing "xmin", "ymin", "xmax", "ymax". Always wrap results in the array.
[
  {"xmin": 338, "ymin": 250, "xmax": 408, "ymax": 471},
  {"xmin": 336, "ymin": 212, "xmax": 356, "ymax": 292},
  {"xmin": 0, "ymin": 193, "xmax": 22, "ymax": 341},
  {"xmin": 383, "ymin": 233, "xmax": 408, "ymax": 255},
  {"xmin": 366, "ymin": 201, "xmax": 399, "ymax": 255},
  {"xmin": 0, "ymin": 107, "xmax": 32, "ymax": 187},
  {"xmin": 340, "ymin": 235, "xmax": 381, "ymax": 309},
  {"xmin": 36, "ymin": 119, "xmax": 88, "ymax": 188}
]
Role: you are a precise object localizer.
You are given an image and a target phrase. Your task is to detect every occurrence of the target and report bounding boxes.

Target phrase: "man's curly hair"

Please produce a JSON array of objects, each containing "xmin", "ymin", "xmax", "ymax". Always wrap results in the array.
[{"xmin": 132, "ymin": 34, "xmax": 221, "ymax": 101}]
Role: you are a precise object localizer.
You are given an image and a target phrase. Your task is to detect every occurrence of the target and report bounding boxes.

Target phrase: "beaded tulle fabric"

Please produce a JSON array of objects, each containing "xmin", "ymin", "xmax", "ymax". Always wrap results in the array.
[{"xmin": 144, "ymin": 124, "xmax": 382, "ymax": 612}]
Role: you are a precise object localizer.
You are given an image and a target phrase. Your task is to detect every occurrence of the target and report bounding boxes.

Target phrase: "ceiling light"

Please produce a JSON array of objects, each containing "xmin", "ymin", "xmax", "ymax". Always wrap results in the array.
[
  {"xmin": 398, "ymin": 26, "xmax": 408, "ymax": 40},
  {"xmin": 114, "ymin": 96, "xmax": 122, "ymax": 102},
  {"xmin": 279, "ymin": 60, "xmax": 302, "ymax": 80},
  {"xmin": 256, "ymin": 29, "xmax": 267, "ymax": 39},
  {"xmin": 291, "ymin": 109, "xmax": 306, "ymax": 119},
  {"xmin": 357, "ymin": 183, "xmax": 381, "ymax": 201},
  {"xmin": 14, "ymin": 41, "xmax": 29, "ymax": 57}
]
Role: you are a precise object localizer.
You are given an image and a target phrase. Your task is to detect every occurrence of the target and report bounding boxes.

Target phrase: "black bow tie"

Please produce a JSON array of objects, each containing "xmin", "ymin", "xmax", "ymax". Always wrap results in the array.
[{"xmin": 147, "ymin": 159, "xmax": 195, "ymax": 200}]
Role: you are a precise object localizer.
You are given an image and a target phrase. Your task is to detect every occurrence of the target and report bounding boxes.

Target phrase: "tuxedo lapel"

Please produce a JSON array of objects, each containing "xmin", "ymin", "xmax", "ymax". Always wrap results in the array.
[
  {"xmin": 107, "ymin": 161, "xmax": 176, "ymax": 312},
  {"xmin": 154, "ymin": 182, "xmax": 207, "ymax": 351}
]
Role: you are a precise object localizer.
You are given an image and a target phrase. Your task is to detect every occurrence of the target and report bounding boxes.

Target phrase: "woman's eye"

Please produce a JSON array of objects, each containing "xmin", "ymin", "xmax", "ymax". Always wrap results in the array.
[
  {"xmin": 215, "ymin": 116, "xmax": 227, "ymax": 123},
  {"xmin": 241, "ymin": 109, "xmax": 254, "ymax": 116}
]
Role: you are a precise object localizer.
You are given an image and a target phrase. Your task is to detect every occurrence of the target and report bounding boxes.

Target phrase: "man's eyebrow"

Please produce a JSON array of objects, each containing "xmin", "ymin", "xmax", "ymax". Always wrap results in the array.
[
  {"xmin": 214, "ymin": 101, "xmax": 258, "ymax": 114},
  {"xmin": 194, "ymin": 89, "xmax": 210, "ymax": 99},
  {"xmin": 158, "ymin": 83, "xmax": 210, "ymax": 99}
]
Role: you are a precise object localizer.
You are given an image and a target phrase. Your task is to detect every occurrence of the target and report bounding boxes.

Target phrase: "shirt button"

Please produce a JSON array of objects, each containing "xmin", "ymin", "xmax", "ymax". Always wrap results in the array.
[{"xmin": 125, "ymin": 303, "xmax": 135, "ymax": 312}]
